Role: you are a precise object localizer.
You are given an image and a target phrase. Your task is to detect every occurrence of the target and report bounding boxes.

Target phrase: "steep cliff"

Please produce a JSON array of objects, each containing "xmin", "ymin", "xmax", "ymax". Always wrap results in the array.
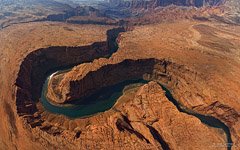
[
  {"xmin": 1, "ymin": 4, "xmax": 240, "ymax": 149},
  {"xmin": 44, "ymin": 21, "xmax": 240, "ymax": 149}
]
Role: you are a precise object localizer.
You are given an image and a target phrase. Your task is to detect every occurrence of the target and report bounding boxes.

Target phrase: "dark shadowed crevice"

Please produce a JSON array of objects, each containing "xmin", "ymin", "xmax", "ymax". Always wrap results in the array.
[
  {"xmin": 147, "ymin": 125, "xmax": 170, "ymax": 150},
  {"xmin": 116, "ymin": 116, "xmax": 150, "ymax": 143},
  {"xmin": 75, "ymin": 131, "xmax": 81, "ymax": 139}
]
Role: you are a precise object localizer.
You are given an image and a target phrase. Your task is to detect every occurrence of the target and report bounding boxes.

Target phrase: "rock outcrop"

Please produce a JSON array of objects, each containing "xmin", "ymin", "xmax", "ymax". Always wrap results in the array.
[
  {"xmin": 1, "ymin": 14, "xmax": 240, "ymax": 149},
  {"xmin": 44, "ymin": 21, "xmax": 240, "ymax": 149},
  {"xmin": 121, "ymin": 81, "xmax": 226, "ymax": 150},
  {"xmin": 15, "ymin": 27, "xmax": 125, "ymax": 119},
  {"xmin": 108, "ymin": 0, "xmax": 225, "ymax": 8}
]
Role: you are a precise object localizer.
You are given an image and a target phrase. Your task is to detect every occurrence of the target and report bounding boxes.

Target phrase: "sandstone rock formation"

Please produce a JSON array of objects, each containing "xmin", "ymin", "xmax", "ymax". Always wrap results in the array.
[
  {"xmin": 43, "ymin": 20, "xmax": 240, "ymax": 149},
  {"xmin": 0, "ymin": 0, "xmax": 75, "ymax": 28},
  {"xmin": 0, "ymin": 22, "xmax": 113, "ymax": 149},
  {"xmin": 122, "ymin": 81, "xmax": 226, "ymax": 150},
  {"xmin": 1, "ymin": 1, "xmax": 240, "ymax": 149}
]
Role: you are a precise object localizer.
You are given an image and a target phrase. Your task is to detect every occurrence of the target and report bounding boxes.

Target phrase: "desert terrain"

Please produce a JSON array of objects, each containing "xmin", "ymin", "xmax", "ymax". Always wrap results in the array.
[{"xmin": 0, "ymin": 0, "xmax": 240, "ymax": 150}]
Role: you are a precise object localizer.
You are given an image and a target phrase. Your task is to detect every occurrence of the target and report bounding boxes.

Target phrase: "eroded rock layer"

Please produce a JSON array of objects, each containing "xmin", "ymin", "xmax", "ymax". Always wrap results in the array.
[
  {"xmin": 108, "ymin": 0, "xmax": 224, "ymax": 8},
  {"xmin": 15, "ymin": 27, "xmax": 125, "ymax": 120},
  {"xmin": 45, "ymin": 21, "xmax": 240, "ymax": 149},
  {"xmin": 1, "ymin": 19, "xmax": 240, "ymax": 149}
]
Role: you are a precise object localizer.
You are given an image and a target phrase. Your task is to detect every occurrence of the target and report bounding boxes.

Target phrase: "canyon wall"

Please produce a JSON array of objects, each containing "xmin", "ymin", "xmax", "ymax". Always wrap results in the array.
[
  {"xmin": 6, "ymin": 19, "xmax": 240, "ymax": 149},
  {"xmin": 16, "ymin": 43, "xmax": 106, "ymax": 116},
  {"xmin": 15, "ymin": 27, "xmax": 124, "ymax": 122},
  {"xmin": 50, "ymin": 59, "xmax": 167, "ymax": 103},
  {"xmin": 48, "ymin": 57, "xmax": 240, "ymax": 146}
]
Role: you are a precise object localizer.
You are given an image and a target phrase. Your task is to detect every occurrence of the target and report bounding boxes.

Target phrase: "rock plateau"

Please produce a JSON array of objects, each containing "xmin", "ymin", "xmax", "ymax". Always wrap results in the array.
[{"xmin": 0, "ymin": 0, "xmax": 240, "ymax": 150}]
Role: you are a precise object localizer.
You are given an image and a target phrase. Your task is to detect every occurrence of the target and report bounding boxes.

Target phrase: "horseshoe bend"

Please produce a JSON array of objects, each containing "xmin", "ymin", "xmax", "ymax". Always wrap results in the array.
[{"xmin": 1, "ymin": 1, "xmax": 240, "ymax": 150}]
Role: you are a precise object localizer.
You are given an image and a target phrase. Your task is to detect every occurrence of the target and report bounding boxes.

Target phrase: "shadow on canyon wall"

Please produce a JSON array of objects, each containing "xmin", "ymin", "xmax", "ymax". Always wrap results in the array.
[
  {"xmin": 14, "ymin": 25, "xmax": 234, "ymax": 149},
  {"xmin": 15, "ymin": 27, "xmax": 125, "ymax": 117},
  {"xmin": 65, "ymin": 58, "xmax": 232, "ymax": 149}
]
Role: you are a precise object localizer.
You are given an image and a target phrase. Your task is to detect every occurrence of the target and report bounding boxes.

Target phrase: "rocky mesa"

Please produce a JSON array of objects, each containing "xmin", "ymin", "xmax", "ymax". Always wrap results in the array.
[{"xmin": 0, "ymin": 0, "xmax": 240, "ymax": 150}]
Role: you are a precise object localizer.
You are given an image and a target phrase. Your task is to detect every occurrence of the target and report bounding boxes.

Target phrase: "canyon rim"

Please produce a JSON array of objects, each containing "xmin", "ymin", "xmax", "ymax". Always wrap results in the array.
[{"xmin": 0, "ymin": 0, "xmax": 240, "ymax": 150}]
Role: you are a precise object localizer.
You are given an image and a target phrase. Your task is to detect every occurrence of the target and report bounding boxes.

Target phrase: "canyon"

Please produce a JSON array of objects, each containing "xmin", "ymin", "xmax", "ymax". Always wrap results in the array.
[
  {"xmin": 1, "ymin": 0, "xmax": 239, "ymax": 29},
  {"xmin": 107, "ymin": 0, "xmax": 224, "ymax": 8},
  {"xmin": 0, "ymin": 0, "xmax": 240, "ymax": 150}
]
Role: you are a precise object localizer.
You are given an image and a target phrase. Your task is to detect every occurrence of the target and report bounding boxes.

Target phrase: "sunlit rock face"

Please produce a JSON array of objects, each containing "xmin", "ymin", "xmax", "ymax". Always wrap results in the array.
[{"xmin": 108, "ymin": 0, "xmax": 224, "ymax": 8}]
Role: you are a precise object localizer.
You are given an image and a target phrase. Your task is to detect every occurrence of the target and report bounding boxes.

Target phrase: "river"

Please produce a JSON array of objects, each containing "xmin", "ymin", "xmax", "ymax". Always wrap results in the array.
[{"xmin": 41, "ymin": 70, "xmax": 232, "ymax": 149}]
